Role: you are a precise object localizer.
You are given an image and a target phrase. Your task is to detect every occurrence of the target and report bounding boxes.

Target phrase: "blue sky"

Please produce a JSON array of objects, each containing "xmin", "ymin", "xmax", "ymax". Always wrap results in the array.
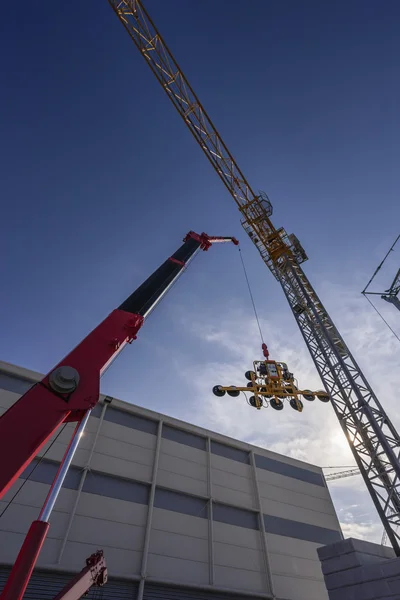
[{"xmin": 1, "ymin": 1, "xmax": 400, "ymax": 542}]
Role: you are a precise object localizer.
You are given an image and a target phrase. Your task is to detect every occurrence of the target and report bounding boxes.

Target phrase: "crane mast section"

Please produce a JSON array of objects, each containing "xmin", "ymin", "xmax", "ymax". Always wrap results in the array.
[{"xmin": 109, "ymin": 0, "xmax": 400, "ymax": 554}]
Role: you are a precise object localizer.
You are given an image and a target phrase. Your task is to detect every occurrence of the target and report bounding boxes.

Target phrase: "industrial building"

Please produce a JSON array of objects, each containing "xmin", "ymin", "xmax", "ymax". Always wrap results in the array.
[{"xmin": 0, "ymin": 360, "xmax": 342, "ymax": 600}]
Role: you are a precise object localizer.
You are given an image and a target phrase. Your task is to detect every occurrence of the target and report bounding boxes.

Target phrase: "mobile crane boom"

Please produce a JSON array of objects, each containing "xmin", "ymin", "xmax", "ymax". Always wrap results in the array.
[
  {"xmin": 108, "ymin": 0, "xmax": 400, "ymax": 554},
  {"xmin": 52, "ymin": 551, "xmax": 107, "ymax": 600},
  {"xmin": 0, "ymin": 231, "xmax": 238, "ymax": 600}
]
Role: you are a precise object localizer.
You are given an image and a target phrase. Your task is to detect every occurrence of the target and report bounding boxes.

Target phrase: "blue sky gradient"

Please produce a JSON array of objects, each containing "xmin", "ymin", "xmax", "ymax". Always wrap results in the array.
[{"xmin": 1, "ymin": 0, "xmax": 399, "ymax": 498}]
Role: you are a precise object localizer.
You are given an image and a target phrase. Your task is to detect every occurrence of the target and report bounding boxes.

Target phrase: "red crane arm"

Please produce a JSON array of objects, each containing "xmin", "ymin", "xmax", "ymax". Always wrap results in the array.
[
  {"xmin": 52, "ymin": 551, "xmax": 107, "ymax": 600},
  {"xmin": 0, "ymin": 231, "xmax": 236, "ymax": 501}
]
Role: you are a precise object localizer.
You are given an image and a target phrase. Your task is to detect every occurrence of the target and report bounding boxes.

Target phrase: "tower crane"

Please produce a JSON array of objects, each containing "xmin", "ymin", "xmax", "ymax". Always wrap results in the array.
[
  {"xmin": 324, "ymin": 468, "xmax": 360, "ymax": 482},
  {"xmin": 108, "ymin": 0, "xmax": 400, "ymax": 554},
  {"xmin": 363, "ymin": 234, "xmax": 400, "ymax": 313}
]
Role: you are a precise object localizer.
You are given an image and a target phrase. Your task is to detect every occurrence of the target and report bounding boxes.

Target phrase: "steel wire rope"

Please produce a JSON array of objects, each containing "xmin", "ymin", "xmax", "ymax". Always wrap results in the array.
[
  {"xmin": 0, "ymin": 422, "xmax": 68, "ymax": 520},
  {"xmin": 364, "ymin": 295, "xmax": 400, "ymax": 344},
  {"xmin": 238, "ymin": 247, "xmax": 265, "ymax": 345}
]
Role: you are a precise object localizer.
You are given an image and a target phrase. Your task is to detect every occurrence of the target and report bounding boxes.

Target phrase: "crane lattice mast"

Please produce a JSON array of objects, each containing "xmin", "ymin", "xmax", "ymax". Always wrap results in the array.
[{"xmin": 108, "ymin": 0, "xmax": 400, "ymax": 553}]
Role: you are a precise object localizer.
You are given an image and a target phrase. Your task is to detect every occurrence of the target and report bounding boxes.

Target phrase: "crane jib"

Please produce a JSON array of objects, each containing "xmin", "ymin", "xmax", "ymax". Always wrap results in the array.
[{"xmin": 109, "ymin": 0, "xmax": 400, "ymax": 555}]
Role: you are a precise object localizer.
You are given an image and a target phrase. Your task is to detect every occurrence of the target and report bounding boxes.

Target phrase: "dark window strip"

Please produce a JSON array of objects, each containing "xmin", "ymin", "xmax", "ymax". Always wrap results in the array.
[
  {"xmin": 255, "ymin": 454, "xmax": 324, "ymax": 487},
  {"xmin": 213, "ymin": 502, "xmax": 259, "ymax": 530},
  {"xmin": 264, "ymin": 513, "xmax": 342, "ymax": 545},
  {"xmin": 83, "ymin": 470, "xmax": 149, "ymax": 504},
  {"xmin": 103, "ymin": 406, "xmax": 158, "ymax": 435},
  {"xmin": 20, "ymin": 458, "xmax": 81, "ymax": 490},
  {"xmin": 0, "ymin": 372, "xmax": 34, "ymax": 395},
  {"xmin": 154, "ymin": 487, "xmax": 209, "ymax": 519},
  {"xmin": 162, "ymin": 424, "xmax": 206, "ymax": 451},
  {"xmin": 20, "ymin": 459, "xmax": 149, "ymax": 505},
  {"xmin": 211, "ymin": 441, "xmax": 250, "ymax": 465}
]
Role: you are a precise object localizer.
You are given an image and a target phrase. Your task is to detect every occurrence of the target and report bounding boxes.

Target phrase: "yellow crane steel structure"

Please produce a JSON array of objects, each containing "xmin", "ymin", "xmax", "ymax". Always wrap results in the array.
[{"xmin": 108, "ymin": 0, "xmax": 400, "ymax": 554}]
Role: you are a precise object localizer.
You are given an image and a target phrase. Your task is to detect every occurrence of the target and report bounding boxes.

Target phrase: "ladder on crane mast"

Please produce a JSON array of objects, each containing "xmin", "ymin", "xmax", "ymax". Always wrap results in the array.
[{"xmin": 108, "ymin": 0, "xmax": 400, "ymax": 555}]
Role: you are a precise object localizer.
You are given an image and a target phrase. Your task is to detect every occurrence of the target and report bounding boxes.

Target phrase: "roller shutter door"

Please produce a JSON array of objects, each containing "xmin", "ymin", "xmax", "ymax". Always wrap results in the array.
[
  {"xmin": 0, "ymin": 566, "xmax": 138, "ymax": 599},
  {"xmin": 144, "ymin": 583, "xmax": 254, "ymax": 600}
]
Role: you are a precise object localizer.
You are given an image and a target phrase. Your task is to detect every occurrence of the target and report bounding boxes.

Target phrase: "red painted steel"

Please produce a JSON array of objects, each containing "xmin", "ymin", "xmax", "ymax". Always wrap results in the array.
[
  {"xmin": 0, "ymin": 310, "xmax": 143, "ymax": 499},
  {"xmin": 0, "ymin": 521, "xmax": 50, "ymax": 600}
]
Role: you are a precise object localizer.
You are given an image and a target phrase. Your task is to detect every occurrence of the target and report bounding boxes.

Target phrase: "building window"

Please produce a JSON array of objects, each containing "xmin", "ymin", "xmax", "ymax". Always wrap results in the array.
[
  {"xmin": 255, "ymin": 454, "xmax": 324, "ymax": 487},
  {"xmin": 213, "ymin": 502, "xmax": 259, "ymax": 530},
  {"xmin": 0, "ymin": 372, "xmax": 34, "ymax": 395},
  {"xmin": 162, "ymin": 425, "xmax": 206, "ymax": 451},
  {"xmin": 263, "ymin": 514, "xmax": 341, "ymax": 544},
  {"xmin": 154, "ymin": 487, "xmax": 209, "ymax": 519},
  {"xmin": 103, "ymin": 406, "xmax": 158, "ymax": 435},
  {"xmin": 211, "ymin": 441, "xmax": 250, "ymax": 464},
  {"xmin": 20, "ymin": 459, "xmax": 80, "ymax": 490},
  {"xmin": 83, "ymin": 471, "xmax": 150, "ymax": 505}
]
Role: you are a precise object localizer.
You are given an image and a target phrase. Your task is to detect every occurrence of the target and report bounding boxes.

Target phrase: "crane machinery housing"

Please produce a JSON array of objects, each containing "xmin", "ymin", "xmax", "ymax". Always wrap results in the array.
[{"xmin": 108, "ymin": 0, "xmax": 400, "ymax": 555}]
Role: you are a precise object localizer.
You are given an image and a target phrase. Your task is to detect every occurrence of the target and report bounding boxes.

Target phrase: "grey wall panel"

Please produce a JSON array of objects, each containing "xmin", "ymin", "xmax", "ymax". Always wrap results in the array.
[
  {"xmin": 255, "ymin": 454, "xmax": 324, "ymax": 487},
  {"xmin": 68, "ymin": 513, "xmax": 145, "ymax": 551},
  {"xmin": 257, "ymin": 468, "xmax": 330, "ymax": 500},
  {"xmin": 0, "ymin": 503, "xmax": 68, "ymax": 540},
  {"xmin": 0, "ymin": 389, "xmax": 23, "ymax": 414},
  {"xmin": 273, "ymin": 573, "xmax": 329, "ymax": 600},
  {"xmin": 61, "ymin": 540, "xmax": 142, "ymax": 575},
  {"xmin": 158, "ymin": 453, "xmax": 207, "ymax": 481},
  {"xmin": 269, "ymin": 552, "xmax": 323, "ymax": 580},
  {"xmin": 212, "ymin": 483, "xmax": 255, "ymax": 510},
  {"xmin": 151, "ymin": 507, "xmax": 209, "ymax": 540},
  {"xmin": 263, "ymin": 513, "xmax": 342, "ymax": 545},
  {"xmin": 261, "ymin": 496, "xmax": 340, "ymax": 530},
  {"xmin": 147, "ymin": 553, "xmax": 209, "ymax": 585},
  {"xmin": 266, "ymin": 532, "xmax": 323, "ymax": 561},
  {"xmin": 104, "ymin": 406, "xmax": 158, "ymax": 435},
  {"xmin": 1, "ymin": 480, "xmax": 77, "ymax": 515},
  {"xmin": 149, "ymin": 529, "xmax": 209, "ymax": 563},
  {"xmin": 0, "ymin": 372, "xmax": 34, "ymax": 395},
  {"xmin": 213, "ymin": 521, "xmax": 262, "ymax": 550},
  {"xmin": 83, "ymin": 470, "xmax": 150, "ymax": 504},
  {"xmin": 211, "ymin": 466, "xmax": 254, "ymax": 495},
  {"xmin": 93, "ymin": 434, "xmax": 155, "ymax": 465},
  {"xmin": 162, "ymin": 425, "xmax": 206, "ymax": 450},
  {"xmin": 154, "ymin": 487, "xmax": 209, "ymax": 519},
  {"xmin": 214, "ymin": 565, "xmax": 265, "ymax": 593},
  {"xmin": 259, "ymin": 479, "xmax": 333, "ymax": 514},
  {"xmin": 213, "ymin": 503, "xmax": 258, "ymax": 530},
  {"xmin": 211, "ymin": 454, "xmax": 252, "ymax": 478},
  {"xmin": 157, "ymin": 469, "xmax": 208, "ymax": 497},
  {"xmin": 161, "ymin": 438, "xmax": 207, "ymax": 465},
  {"xmin": 211, "ymin": 441, "xmax": 250, "ymax": 464},
  {"xmin": 214, "ymin": 541, "xmax": 264, "ymax": 572},
  {"xmin": 89, "ymin": 452, "xmax": 153, "ymax": 482},
  {"xmin": 76, "ymin": 492, "xmax": 148, "ymax": 526},
  {"xmin": 100, "ymin": 419, "xmax": 156, "ymax": 448}
]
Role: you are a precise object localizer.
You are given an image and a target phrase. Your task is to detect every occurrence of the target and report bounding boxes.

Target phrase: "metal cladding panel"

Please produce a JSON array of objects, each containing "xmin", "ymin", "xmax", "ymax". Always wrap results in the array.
[
  {"xmin": 255, "ymin": 454, "xmax": 324, "ymax": 487},
  {"xmin": 143, "ymin": 583, "xmax": 257, "ymax": 600},
  {"xmin": 0, "ymin": 372, "xmax": 33, "ymax": 395},
  {"xmin": 147, "ymin": 553, "xmax": 209, "ymax": 585},
  {"xmin": 0, "ymin": 567, "xmax": 138, "ymax": 599},
  {"xmin": 162, "ymin": 425, "xmax": 207, "ymax": 451},
  {"xmin": 273, "ymin": 574, "xmax": 329, "ymax": 600}
]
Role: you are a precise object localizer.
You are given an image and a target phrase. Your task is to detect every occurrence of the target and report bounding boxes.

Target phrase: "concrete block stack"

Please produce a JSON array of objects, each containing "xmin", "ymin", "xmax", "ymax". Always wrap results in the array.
[{"xmin": 318, "ymin": 537, "xmax": 400, "ymax": 599}]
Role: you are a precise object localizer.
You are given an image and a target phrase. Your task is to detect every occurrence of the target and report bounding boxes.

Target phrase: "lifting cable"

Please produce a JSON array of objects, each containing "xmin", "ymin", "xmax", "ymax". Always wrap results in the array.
[
  {"xmin": 362, "ymin": 233, "xmax": 400, "ymax": 344},
  {"xmin": 364, "ymin": 295, "xmax": 400, "ymax": 344},
  {"xmin": 0, "ymin": 422, "xmax": 68, "ymax": 521},
  {"xmin": 238, "ymin": 247, "xmax": 265, "ymax": 345}
]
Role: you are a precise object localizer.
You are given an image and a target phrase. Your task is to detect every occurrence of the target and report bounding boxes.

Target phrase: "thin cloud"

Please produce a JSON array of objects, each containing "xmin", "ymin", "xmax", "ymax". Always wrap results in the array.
[{"xmin": 173, "ymin": 279, "xmax": 400, "ymax": 545}]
